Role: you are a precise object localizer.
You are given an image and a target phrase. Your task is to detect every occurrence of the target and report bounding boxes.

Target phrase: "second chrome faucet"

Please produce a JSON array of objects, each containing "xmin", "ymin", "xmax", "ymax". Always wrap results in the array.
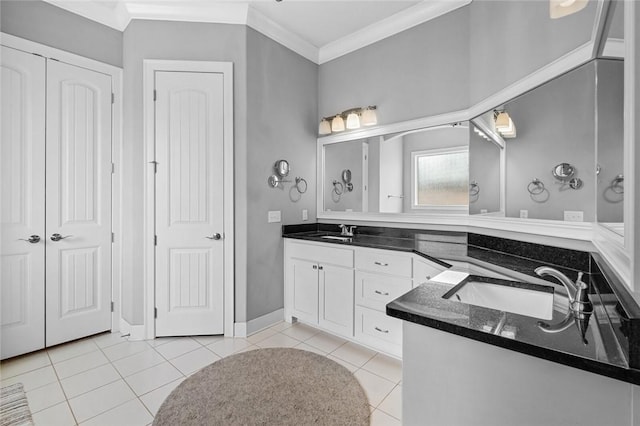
[{"xmin": 338, "ymin": 224, "xmax": 357, "ymax": 237}]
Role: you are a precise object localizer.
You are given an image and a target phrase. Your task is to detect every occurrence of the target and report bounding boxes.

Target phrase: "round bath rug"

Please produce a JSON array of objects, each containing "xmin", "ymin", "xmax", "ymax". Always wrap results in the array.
[{"xmin": 153, "ymin": 347, "xmax": 370, "ymax": 426}]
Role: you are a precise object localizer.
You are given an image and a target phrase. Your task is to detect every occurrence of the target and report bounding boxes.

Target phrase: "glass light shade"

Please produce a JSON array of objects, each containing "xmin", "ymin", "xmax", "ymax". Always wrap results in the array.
[
  {"xmin": 494, "ymin": 112, "xmax": 511, "ymax": 131},
  {"xmin": 361, "ymin": 108, "xmax": 377, "ymax": 126},
  {"xmin": 550, "ymin": 0, "xmax": 588, "ymax": 19},
  {"xmin": 346, "ymin": 112, "xmax": 360, "ymax": 129},
  {"xmin": 318, "ymin": 119, "xmax": 332, "ymax": 135},
  {"xmin": 501, "ymin": 123, "xmax": 517, "ymax": 139},
  {"xmin": 331, "ymin": 115, "xmax": 345, "ymax": 132}
]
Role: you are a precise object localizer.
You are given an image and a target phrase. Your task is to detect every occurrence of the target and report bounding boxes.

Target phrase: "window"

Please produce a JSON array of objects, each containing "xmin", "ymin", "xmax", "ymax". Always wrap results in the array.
[{"xmin": 411, "ymin": 146, "xmax": 469, "ymax": 209}]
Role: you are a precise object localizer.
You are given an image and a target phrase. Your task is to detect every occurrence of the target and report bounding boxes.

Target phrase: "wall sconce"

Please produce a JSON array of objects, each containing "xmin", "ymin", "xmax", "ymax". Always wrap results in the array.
[
  {"xmin": 319, "ymin": 106, "xmax": 377, "ymax": 136},
  {"xmin": 494, "ymin": 111, "xmax": 517, "ymax": 138},
  {"xmin": 550, "ymin": 0, "xmax": 588, "ymax": 19}
]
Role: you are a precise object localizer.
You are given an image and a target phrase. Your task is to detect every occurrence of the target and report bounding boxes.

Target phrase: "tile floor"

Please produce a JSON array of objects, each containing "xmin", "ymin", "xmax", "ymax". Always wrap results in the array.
[{"xmin": 0, "ymin": 321, "xmax": 402, "ymax": 426}]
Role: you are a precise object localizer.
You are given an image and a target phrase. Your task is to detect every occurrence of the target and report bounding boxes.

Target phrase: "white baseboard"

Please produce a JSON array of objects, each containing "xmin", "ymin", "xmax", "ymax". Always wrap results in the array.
[
  {"xmin": 234, "ymin": 322, "xmax": 247, "ymax": 338},
  {"xmin": 119, "ymin": 318, "xmax": 146, "ymax": 341},
  {"xmin": 245, "ymin": 308, "xmax": 285, "ymax": 336}
]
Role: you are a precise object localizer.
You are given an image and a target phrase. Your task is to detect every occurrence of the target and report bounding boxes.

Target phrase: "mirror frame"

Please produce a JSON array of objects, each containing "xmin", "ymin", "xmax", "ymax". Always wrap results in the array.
[{"xmin": 317, "ymin": 0, "xmax": 636, "ymax": 292}]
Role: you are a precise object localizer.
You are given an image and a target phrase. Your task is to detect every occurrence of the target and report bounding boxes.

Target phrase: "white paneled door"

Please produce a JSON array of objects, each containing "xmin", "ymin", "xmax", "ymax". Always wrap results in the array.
[
  {"xmin": 45, "ymin": 60, "xmax": 113, "ymax": 347},
  {"xmin": 154, "ymin": 71, "xmax": 225, "ymax": 336},
  {"xmin": 0, "ymin": 46, "xmax": 46, "ymax": 359}
]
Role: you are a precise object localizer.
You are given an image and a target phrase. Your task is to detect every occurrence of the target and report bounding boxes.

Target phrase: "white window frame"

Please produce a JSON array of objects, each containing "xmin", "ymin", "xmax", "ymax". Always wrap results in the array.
[{"xmin": 410, "ymin": 145, "xmax": 469, "ymax": 213}]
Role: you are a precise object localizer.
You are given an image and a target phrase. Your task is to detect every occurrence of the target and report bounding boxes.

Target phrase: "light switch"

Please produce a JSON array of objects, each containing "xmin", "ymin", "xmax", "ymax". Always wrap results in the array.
[
  {"xmin": 268, "ymin": 210, "xmax": 281, "ymax": 223},
  {"xmin": 519, "ymin": 210, "xmax": 528, "ymax": 219},
  {"xmin": 564, "ymin": 211, "xmax": 583, "ymax": 222},
  {"xmin": 302, "ymin": 209, "xmax": 308, "ymax": 221}
]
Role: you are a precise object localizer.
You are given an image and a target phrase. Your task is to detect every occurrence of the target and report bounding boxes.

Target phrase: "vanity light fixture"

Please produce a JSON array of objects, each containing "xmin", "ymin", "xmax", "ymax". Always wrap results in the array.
[
  {"xmin": 494, "ymin": 111, "xmax": 517, "ymax": 139},
  {"xmin": 318, "ymin": 106, "xmax": 378, "ymax": 136},
  {"xmin": 550, "ymin": 0, "xmax": 588, "ymax": 19}
]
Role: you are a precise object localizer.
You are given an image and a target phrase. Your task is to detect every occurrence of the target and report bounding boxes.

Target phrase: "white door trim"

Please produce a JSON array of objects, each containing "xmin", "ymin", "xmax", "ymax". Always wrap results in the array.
[
  {"xmin": 0, "ymin": 32, "xmax": 124, "ymax": 334},
  {"xmin": 143, "ymin": 59, "xmax": 235, "ymax": 339}
]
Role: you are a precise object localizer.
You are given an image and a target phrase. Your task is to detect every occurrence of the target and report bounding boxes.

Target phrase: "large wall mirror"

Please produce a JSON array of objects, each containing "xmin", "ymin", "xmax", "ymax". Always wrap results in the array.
[{"xmin": 317, "ymin": 0, "xmax": 625, "ymax": 241}]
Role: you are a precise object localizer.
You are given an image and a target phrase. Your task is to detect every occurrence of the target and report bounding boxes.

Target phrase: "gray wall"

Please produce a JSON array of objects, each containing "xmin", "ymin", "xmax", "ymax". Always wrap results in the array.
[
  {"xmin": 323, "ymin": 141, "xmax": 363, "ymax": 212},
  {"xmin": 245, "ymin": 28, "xmax": 317, "ymax": 322},
  {"xmin": 596, "ymin": 59, "xmax": 624, "ymax": 223},
  {"xmin": 469, "ymin": 131, "xmax": 501, "ymax": 215},
  {"xmin": 122, "ymin": 20, "xmax": 248, "ymax": 324},
  {"xmin": 469, "ymin": 0, "xmax": 597, "ymax": 104},
  {"xmin": 318, "ymin": 6, "xmax": 470, "ymax": 126},
  {"xmin": 505, "ymin": 62, "xmax": 596, "ymax": 221},
  {"xmin": 0, "ymin": 0, "xmax": 122, "ymax": 67}
]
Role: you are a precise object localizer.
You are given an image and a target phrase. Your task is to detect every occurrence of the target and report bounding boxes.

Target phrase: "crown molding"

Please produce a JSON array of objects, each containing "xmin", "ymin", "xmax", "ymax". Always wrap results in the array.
[
  {"xmin": 318, "ymin": 0, "xmax": 472, "ymax": 64},
  {"xmin": 41, "ymin": 0, "xmax": 471, "ymax": 65},
  {"xmin": 246, "ymin": 7, "xmax": 318, "ymax": 64},
  {"xmin": 42, "ymin": 0, "xmax": 131, "ymax": 31}
]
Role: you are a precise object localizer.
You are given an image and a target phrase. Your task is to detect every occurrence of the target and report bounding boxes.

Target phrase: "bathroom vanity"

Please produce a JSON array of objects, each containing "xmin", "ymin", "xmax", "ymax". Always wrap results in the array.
[{"xmin": 283, "ymin": 223, "xmax": 640, "ymax": 425}]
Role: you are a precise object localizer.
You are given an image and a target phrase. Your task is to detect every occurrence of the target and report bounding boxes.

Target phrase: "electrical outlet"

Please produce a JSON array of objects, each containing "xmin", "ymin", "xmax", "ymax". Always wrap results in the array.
[
  {"xmin": 519, "ymin": 210, "xmax": 528, "ymax": 219},
  {"xmin": 564, "ymin": 211, "xmax": 584, "ymax": 222},
  {"xmin": 267, "ymin": 210, "xmax": 281, "ymax": 223},
  {"xmin": 302, "ymin": 209, "xmax": 308, "ymax": 221}
]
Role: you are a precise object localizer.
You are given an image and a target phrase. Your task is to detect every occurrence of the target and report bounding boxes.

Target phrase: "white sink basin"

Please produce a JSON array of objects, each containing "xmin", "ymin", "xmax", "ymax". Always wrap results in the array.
[{"xmin": 446, "ymin": 280, "xmax": 554, "ymax": 320}]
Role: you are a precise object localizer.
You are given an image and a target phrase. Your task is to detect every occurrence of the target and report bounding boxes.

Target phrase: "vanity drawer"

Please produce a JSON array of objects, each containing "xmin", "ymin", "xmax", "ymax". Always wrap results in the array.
[
  {"xmin": 355, "ymin": 306, "xmax": 403, "ymax": 355},
  {"xmin": 355, "ymin": 271, "xmax": 412, "ymax": 311},
  {"xmin": 413, "ymin": 257, "xmax": 446, "ymax": 284},
  {"xmin": 286, "ymin": 241, "xmax": 354, "ymax": 268},
  {"xmin": 355, "ymin": 248, "xmax": 412, "ymax": 277}
]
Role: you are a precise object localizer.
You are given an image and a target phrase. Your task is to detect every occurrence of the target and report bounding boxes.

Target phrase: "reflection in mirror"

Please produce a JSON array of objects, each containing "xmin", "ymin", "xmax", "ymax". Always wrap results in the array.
[
  {"xmin": 322, "ymin": 123, "xmax": 470, "ymax": 214},
  {"xmin": 469, "ymin": 123, "xmax": 501, "ymax": 215},
  {"xmin": 596, "ymin": 59, "xmax": 624, "ymax": 235}
]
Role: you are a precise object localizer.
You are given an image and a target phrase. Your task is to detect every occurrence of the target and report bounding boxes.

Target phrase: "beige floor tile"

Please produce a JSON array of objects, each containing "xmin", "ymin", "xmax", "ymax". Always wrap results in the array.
[
  {"xmin": 53, "ymin": 350, "xmax": 109, "ymax": 379},
  {"xmin": 1, "ymin": 365, "xmax": 58, "ymax": 392},
  {"xmin": 280, "ymin": 323, "xmax": 319, "ymax": 342},
  {"xmin": 91, "ymin": 332, "xmax": 129, "ymax": 349},
  {"xmin": 26, "ymin": 381, "xmax": 66, "ymax": 413},
  {"xmin": 294, "ymin": 342, "xmax": 328, "ymax": 356},
  {"xmin": 0, "ymin": 350, "xmax": 51, "ymax": 380},
  {"xmin": 370, "ymin": 409, "xmax": 401, "ymax": 426},
  {"xmin": 124, "ymin": 362, "xmax": 183, "ymax": 396},
  {"xmin": 192, "ymin": 335, "xmax": 225, "ymax": 346},
  {"xmin": 269, "ymin": 321, "xmax": 293, "ymax": 332},
  {"xmin": 170, "ymin": 347, "xmax": 220, "ymax": 375},
  {"xmin": 254, "ymin": 333, "xmax": 300, "ymax": 349},
  {"xmin": 246, "ymin": 328, "xmax": 278, "ymax": 344},
  {"xmin": 145, "ymin": 337, "xmax": 178, "ymax": 348},
  {"xmin": 112, "ymin": 348, "xmax": 167, "ymax": 377},
  {"xmin": 31, "ymin": 401, "xmax": 76, "ymax": 426},
  {"xmin": 68, "ymin": 380, "xmax": 136, "ymax": 423},
  {"xmin": 60, "ymin": 364, "xmax": 121, "ymax": 399},
  {"xmin": 153, "ymin": 338, "xmax": 200, "ymax": 360},
  {"xmin": 378, "ymin": 385, "xmax": 401, "ymax": 420},
  {"xmin": 48, "ymin": 339, "xmax": 100, "ymax": 364},
  {"xmin": 139, "ymin": 378, "xmax": 185, "ymax": 415},
  {"xmin": 331, "ymin": 341, "xmax": 376, "ymax": 367},
  {"xmin": 361, "ymin": 353, "xmax": 403, "ymax": 383},
  {"xmin": 80, "ymin": 398, "xmax": 152, "ymax": 426},
  {"xmin": 305, "ymin": 331, "xmax": 347, "ymax": 353},
  {"xmin": 101, "ymin": 341, "xmax": 150, "ymax": 362},
  {"xmin": 354, "ymin": 369, "xmax": 396, "ymax": 407},
  {"xmin": 326, "ymin": 355, "xmax": 360, "ymax": 373},
  {"xmin": 206, "ymin": 338, "xmax": 251, "ymax": 358}
]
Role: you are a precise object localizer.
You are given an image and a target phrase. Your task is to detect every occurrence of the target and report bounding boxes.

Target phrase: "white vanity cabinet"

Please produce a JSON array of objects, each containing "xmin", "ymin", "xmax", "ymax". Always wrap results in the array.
[
  {"xmin": 284, "ymin": 239, "xmax": 446, "ymax": 358},
  {"xmin": 285, "ymin": 241, "xmax": 355, "ymax": 338}
]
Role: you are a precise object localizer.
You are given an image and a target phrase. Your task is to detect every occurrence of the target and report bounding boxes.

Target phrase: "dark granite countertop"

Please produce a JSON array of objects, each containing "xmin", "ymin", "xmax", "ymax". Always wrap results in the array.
[{"xmin": 282, "ymin": 223, "xmax": 640, "ymax": 385}]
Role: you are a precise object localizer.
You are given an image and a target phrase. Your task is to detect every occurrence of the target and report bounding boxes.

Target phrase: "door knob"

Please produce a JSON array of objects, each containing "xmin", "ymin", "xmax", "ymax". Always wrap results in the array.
[
  {"xmin": 50, "ymin": 233, "xmax": 72, "ymax": 242},
  {"xmin": 205, "ymin": 233, "xmax": 222, "ymax": 240},
  {"xmin": 19, "ymin": 235, "xmax": 41, "ymax": 244}
]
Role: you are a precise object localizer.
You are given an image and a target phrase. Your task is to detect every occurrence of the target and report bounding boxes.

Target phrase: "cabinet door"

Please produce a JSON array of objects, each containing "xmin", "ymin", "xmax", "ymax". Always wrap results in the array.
[
  {"xmin": 290, "ymin": 258, "xmax": 319, "ymax": 324},
  {"xmin": 1, "ymin": 46, "xmax": 46, "ymax": 360},
  {"xmin": 319, "ymin": 265, "xmax": 354, "ymax": 338}
]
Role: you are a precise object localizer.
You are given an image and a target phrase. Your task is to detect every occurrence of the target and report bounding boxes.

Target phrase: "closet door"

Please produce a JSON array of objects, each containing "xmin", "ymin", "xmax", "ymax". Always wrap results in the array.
[
  {"xmin": 45, "ymin": 60, "xmax": 112, "ymax": 346},
  {"xmin": 0, "ymin": 47, "xmax": 46, "ymax": 359}
]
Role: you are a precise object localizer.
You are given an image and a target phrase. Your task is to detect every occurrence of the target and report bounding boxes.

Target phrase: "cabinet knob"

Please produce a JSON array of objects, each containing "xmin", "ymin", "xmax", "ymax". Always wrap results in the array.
[
  {"xmin": 374, "ymin": 290, "xmax": 390, "ymax": 296},
  {"xmin": 318, "ymin": 265, "xmax": 323, "ymax": 270},
  {"xmin": 426, "ymin": 276, "xmax": 431, "ymax": 280},
  {"xmin": 374, "ymin": 327, "xmax": 390, "ymax": 334},
  {"xmin": 374, "ymin": 261, "xmax": 389, "ymax": 266},
  {"xmin": 313, "ymin": 265, "xmax": 318, "ymax": 270}
]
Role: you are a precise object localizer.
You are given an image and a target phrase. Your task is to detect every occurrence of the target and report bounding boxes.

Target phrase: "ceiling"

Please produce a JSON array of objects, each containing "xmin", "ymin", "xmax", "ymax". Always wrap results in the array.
[{"xmin": 42, "ymin": 0, "xmax": 471, "ymax": 63}]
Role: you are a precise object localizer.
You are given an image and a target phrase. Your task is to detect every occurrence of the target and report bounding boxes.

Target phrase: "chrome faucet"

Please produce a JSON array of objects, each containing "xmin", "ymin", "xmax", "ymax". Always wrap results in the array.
[
  {"xmin": 338, "ymin": 224, "xmax": 357, "ymax": 237},
  {"xmin": 534, "ymin": 266, "xmax": 592, "ymax": 316}
]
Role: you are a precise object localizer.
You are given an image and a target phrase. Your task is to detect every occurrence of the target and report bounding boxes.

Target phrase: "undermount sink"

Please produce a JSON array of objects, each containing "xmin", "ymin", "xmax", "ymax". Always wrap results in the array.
[
  {"xmin": 320, "ymin": 235, "xmax": 352, "ymax": 241},
  {"xmin": 442, "ymin": 276, "xmax": 554, "ymax": 320}
]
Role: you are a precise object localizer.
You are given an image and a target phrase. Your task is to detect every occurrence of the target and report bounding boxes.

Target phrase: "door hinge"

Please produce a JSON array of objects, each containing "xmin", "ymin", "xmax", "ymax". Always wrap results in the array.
[
  {"xmin": 154, "ymin": 307, "xmax": 158, "ymax": 319},
  {"xmin": 111, "ymin": 232, "xmax": 115, "ymax": 243},
  {"xmin": 154, "ymin": 235, "xmax": 158, "ymax": 246},
  {"xmin": 111, "ymin": 163, "xmax": 115, "ymax": 174},
  {"xmin": 111, "ymin": 301, "xmax": 114, "ymax": 312},
  {"xmin": 111, "ymin": 93, "xmax": 115, "ymax": 104},
  {"xmin": 149, "ymin": 161, "xmax": 158, "ymax": 173},
  {"xmin": 153, "ymin": 90, "xmax": 157, "ymax": 102}
]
